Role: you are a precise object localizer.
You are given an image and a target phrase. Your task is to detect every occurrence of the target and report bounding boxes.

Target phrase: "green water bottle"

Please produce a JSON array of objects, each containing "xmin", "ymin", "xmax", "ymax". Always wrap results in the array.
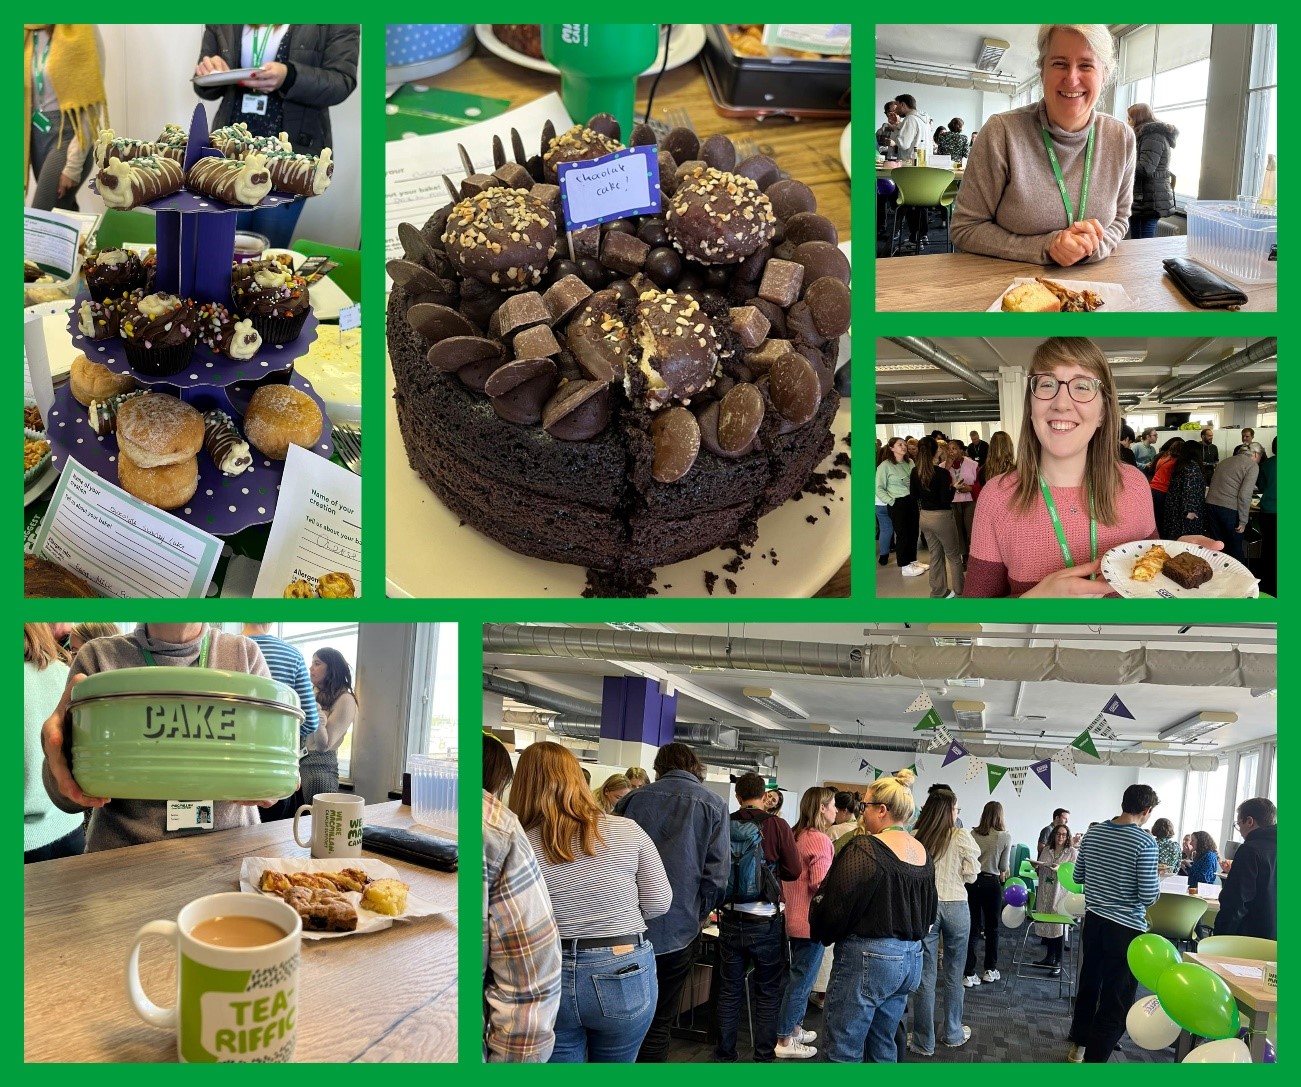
[{"xmin": 541, "ymin": 24, "xmax": 660, "ymax": 138}]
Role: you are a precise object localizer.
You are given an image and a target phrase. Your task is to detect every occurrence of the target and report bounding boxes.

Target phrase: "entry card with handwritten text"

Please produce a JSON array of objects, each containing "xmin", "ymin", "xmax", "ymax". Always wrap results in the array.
[
  {"xmin": 253, "ymin": 445, "xmax": 361, "ymax": 598},
  {"xmin": 31, "ymin": 458, "xmax": 222, "ymax": 597},
  {"xmin": 557, "ymin": 145, "xmax": 662, "ymax": 231}
]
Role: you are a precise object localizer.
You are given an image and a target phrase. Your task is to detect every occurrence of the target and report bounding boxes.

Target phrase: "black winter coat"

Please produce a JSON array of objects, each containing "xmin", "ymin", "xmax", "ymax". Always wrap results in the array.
[
  {"xmin": 1131, "ymin": 121, "xmax": 1178, "ymax": 218},
  {"xmin": 1216, "ymin": 824, "xmax": 1276, "ymax": 940}
]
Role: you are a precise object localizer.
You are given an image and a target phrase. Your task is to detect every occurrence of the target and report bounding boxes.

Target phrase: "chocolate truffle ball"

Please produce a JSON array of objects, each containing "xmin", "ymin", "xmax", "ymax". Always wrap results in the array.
[
  {"xmin": 441, "ymin": 188, "xmax": 558, "ymax": 292},
  {"xmin": 543, "ymin": 124, "xmax": 623, "ymax": 183},
  {"xmin": 665, "ymin": 167, "xmax": 776, "ymax": 265},
  {"xmin": 631, "ymin": 289, "xmax": 720, "ymax": 408}
]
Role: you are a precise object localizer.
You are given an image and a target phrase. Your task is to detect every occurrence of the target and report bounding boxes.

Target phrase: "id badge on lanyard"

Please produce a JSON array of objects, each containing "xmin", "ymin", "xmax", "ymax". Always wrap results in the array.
[
  {"xmin": 141, "ymin": 633, "xmax": 218, "ymax": 831},
  {"xmin": 242, "ymin": 93, "xmax": 268, "ymax": 116}
]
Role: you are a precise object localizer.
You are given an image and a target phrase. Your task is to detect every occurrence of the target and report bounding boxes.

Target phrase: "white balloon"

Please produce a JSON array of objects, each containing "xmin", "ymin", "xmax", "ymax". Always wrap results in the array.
[
  {"xmin": 1060, "ymin": 892, "xmax": 1087, "ymax": 917},
  {"xmin": 1001, "ymin": 904, "xmax": 1026, "ymax": 927},
  {"xmin": 1126, "ymin": 996, "xmax": 1181, "ymax": 1050},
  {"xmin": 1182, "ymin": 1038, "xmax": 1252, "ymax": 1064}
]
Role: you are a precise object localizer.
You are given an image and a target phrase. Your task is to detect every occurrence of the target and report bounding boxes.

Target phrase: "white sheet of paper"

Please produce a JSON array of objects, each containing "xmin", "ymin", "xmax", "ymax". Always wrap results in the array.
[
  {"xmin": 1218, "ymin": 963, "xmax": 1263, "ymax": 979},
  {"xmin": 338, "ymin": 302, "xmax": 361, "ymax": 331},
  {"xmin": 763, "ymin": 24, "xmax": 852, "ymax": 55},
  {"xmin": 253, "ymin": 444, "xmax": 361, "ymax": 598},
  {"xmin": 1198, "ymin": 882, "xmax": 1221, "ymax": 899},
  {"xmin": 32, "ymin": 457, "xmax": 223, "ymax": 598},
  {"xmin": 24, "ymin": 207, "xmax": 81, "ymax": 277},
  {"xmin": 24, "ymin": 315, "xmax": 53, "ymax": 419},
  {"xmin": 385, "ymin": 92, "xmax": 574, "ymax": 276}
]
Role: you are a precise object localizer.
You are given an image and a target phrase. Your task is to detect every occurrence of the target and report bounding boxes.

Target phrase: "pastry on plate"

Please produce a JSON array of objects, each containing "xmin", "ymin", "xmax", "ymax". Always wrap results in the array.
[{"xmin": 1131, "ymin": 544, "xmax": 1169, "ymax": 582}]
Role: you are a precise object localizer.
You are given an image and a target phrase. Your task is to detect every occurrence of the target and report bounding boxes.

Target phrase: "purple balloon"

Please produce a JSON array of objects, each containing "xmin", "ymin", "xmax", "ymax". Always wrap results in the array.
[
  {"xmin": 1264, "ymin": 1042, "xmax": 1276, "ymax": 1064},
  {"xmin": 1003, "ymin": 884, "xmax": 1029, "ymax": 907}
]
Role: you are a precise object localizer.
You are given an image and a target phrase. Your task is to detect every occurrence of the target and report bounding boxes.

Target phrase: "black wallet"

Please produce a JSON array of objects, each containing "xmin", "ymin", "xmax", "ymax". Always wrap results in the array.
[
  {"xmin": 363, "ymin": 825, "xmax": 458, "ymax": 871},
  {"xmin": 1162, "ymin": 257, "xmax": 1249, "ymax": 310}
]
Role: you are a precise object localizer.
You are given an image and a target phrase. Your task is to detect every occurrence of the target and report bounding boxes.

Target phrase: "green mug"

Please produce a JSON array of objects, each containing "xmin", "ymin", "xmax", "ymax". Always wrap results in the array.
[
  {"xmin": 541, "ymin": 24, "xmax": 660, "ymax": 138},
  {"xmin": 126, "ymin": 892, "xmax": 302, "ymax": 1063}
]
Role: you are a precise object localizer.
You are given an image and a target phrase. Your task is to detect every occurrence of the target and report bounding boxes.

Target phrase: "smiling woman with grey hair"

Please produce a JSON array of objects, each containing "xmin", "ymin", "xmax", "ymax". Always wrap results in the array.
[{"xmin": 951, "ymin": 24, "xmax": 1136, "ymax": 266}]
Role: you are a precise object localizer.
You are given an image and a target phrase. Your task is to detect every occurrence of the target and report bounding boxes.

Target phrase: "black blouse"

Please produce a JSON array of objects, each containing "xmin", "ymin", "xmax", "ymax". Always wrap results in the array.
[
  {"xmin": 809, "ymin": 834, "xmax": 938, "ymax": 944},
  {"xmin": 911, "ymin": 466, "xmax": 955, "ymax": 511}
]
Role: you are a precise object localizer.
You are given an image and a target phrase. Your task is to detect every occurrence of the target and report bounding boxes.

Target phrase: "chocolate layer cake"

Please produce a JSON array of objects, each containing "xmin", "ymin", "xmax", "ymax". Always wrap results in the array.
[{"xmin": 388, "ymin": 114, "xmax": 848, "ymax": 595}]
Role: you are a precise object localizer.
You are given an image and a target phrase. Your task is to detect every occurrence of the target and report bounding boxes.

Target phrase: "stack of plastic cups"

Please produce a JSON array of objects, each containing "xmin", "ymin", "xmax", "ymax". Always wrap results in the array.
[{"xmin": 410, "ymin": 752, "xmax": 459, "ymax": 835}]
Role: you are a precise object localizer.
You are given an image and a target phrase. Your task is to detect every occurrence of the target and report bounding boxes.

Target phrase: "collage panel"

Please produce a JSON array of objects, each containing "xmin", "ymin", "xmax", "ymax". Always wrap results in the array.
[
  {"xmin": 23, "ymin": 621, "xmax": 458, "ymax": 1062},
  {"xmin": 384, "ymin": 23, "xmax": 852, "ymax": 599},
  {"xmin": 24, "ymin": 24, "xmax": 362, "ymax": 600},
  {"xmin": 873, "ymin": 24, "xmax": 1276, "ymax": 313},
  {"xmin": 482, "ymin": 622, "xmax": 1277, "ymax": 1063},
  {"xmin": 874, "ymin": 335, "xmax": 1276, "ymax": 599}
]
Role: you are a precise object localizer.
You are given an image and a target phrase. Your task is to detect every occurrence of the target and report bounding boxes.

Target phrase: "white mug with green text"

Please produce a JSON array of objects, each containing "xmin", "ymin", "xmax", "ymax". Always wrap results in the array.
[{"xmin": 293, "ymin": 791, "xmax": 365, "ymax": 859}]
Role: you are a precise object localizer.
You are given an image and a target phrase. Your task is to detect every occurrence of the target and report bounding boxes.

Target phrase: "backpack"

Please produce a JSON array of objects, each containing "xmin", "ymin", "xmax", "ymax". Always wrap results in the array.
[{"xmin": 725, "ymin": 812, "xmax": 783, "ymax": 905}]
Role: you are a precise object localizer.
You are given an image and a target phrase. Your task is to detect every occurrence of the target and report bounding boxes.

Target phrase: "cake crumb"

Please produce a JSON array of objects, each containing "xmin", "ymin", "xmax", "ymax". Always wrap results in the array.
[
  {"xmin": 725, "ymin": 578, "xmax": 737, "ymax": 595},
  {"xmin": 806, "ymin": 515, "xmax": 818, "ymax": 524},
  {"xmin": 822, "ymin": 505, "xmax": 831, "ymax": 515},
  {"xmin": 826, "ymin": 468, "xmax": 847, "ymax": 481},
  {"xmin": 704, "ymin": 571, "xmax": 718, "ymax": 595},
  {"xmin": 842, "ymin": 432, "xmax": 851, "ymax": 447},
  {"xmin": 834, "ymin": 451, "xmax": 851, "ymax": 469}
]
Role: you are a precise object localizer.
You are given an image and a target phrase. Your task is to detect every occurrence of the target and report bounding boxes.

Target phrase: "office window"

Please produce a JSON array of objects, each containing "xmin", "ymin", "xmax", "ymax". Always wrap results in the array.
[
  {"xmin": 277, "ymin": 623, "xmax": 359, "ymax": 778},
  {"xmin": 1182, "ymin": 761, "xmax": 1229, "ymax": 843},
  {"xmin": 1126, "ymin": 413, "xmax": 1159, "ymax": 430},
  {"xmin": 1242, "ymin": 24, "xmax": 1277, "ymax": 200}
]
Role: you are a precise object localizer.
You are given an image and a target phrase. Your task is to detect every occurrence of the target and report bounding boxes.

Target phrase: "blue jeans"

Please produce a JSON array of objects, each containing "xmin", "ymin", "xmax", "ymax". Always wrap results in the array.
[
  {"xmin": 1129, "ymin": 216, "xmax": 1159, "ymax": 239},
  {"xmin": 550, "ymin": 939, "xmax": 657, "ymax": 1062},
  {"xmin": 825, "ymin": 934, "xmax": 923, "ymax": 1062},
  {"xmin": 236, "ymin": 200, "xmax": 307, "ymax": 249},
  {"xmin": 1205, "ymin": 503, "xmax": 1246, "ymax": 563},
  {"xmin": 713, "ymin": 912, "xmax": 788, "ymax": 1062},
  {"xmin": 777, "ymin": 936, "xmax": 824, "ymax": 1038},
  {"xmin": 876, "ymin": 504, "xmax": 894, "ymax": 558},
  {"xmin": 910, "ymin": 900, "xmax": 971, "ymax": 1053}
]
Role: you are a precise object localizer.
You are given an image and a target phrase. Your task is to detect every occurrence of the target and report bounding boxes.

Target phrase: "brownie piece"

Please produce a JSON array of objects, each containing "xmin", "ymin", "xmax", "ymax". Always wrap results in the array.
[{"xmin": 1163, "ymin": 551, "xmax": 1213, "ymax": 589}]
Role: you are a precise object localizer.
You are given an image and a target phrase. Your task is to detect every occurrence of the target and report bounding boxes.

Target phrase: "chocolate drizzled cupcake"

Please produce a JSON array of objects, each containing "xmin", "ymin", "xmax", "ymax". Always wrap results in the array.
[
  {"xmin": 118, "ymin": 292, "xmax": 197, "ymax": 376},
  {"xmin": 230, "ymin": 260, "xmax": 310, "ymax": 345},
  {"xmin": 84, "ymin": 248, "xmax": 146, "ymax": 302}
]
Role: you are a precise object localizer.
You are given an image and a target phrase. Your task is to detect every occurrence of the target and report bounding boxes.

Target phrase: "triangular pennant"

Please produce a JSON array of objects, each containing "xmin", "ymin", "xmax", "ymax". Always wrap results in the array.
[
  {"xmin": 1009, "ymin": 766, "xmax": 1028, "ymax": 796},
  {"xmin": 873, "ymin": 767, "xmax": 884, "ymax": 780},
  {"xmin": 914, "ymin": 742, "xmax": 927, "ymax": 773},
  {"xmin": 928, "ymin": 725, "xmax": 950, "ymax": 752},
  {"xmin": 907, "ymin": 691, "xmax": 933, "ymax": 714},
  {"xmin": 965, "ymin": 755, "xmax": 985, "ymax": 783},
  {"xmin": 859, "ymin": 758, "xmax": 871, "ymax": 772},
  {"xmin": 1071, "ymin": 729, "xmax": 1100, "ymax": 759},
  {"xmin": 942, "ymin": 740, "xmax": 969, "ymax": 767},
  {"xmin": 1088, "ymin": 713, "xmax": 1118, "ymax": 740},
  {"xmin": 1053, "ymin": 746, "xmax": 1078, "ymax": 775},
  {"xmin": 914, "ymin": 707, "xmax": 943, "ymax": 732},
  {"xmin": 987, "ymin": 763, "xmax": 1008, "ymax": 793},
  {"xmin": 907, "ymin": 764, "xmax": 917, "ymax": 777},
  {"xmin": 1103, "ymin": 693, "xmax": 1135, "ymax": 720},
  {"xmin": 1030, "ymin": 759, "xmax": 1053, "ymax": 789}
]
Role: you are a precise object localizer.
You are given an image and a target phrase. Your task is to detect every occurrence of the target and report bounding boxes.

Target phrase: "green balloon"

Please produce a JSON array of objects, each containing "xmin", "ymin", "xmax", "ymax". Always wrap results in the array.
[
  {"xmin": 1004, "ymin": 877, "xmax": 1027, "ymax": 891},
  {"xmin": 1157, "ymin": 963, "xmax": 1241, "ymax": 1040},
  {"xmin": 1127, "ymin": 933, "xmax": 1182, "ymax": 991}
]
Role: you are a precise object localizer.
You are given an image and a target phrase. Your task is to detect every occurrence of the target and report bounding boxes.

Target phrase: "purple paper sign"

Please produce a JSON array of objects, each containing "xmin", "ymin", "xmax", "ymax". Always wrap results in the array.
[
  {"xmin": 557, "ymin": 145, "xmax": 661, "ymax": 232},
  {"xmin": 942, "ymin": 741, "xmax": 968, "ymax": 767},
  {"xmin": 1102, "ymin": 694, "xmax": 1135, "ymax": 719},
  {"xmin": 1031, "ymin": 759, "xmax": 1053, "ymax": 789}
]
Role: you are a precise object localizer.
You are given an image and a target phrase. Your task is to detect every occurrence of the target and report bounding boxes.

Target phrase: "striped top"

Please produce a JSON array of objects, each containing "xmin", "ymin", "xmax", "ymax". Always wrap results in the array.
[
  {"xmin": 972, "ymin": 828, "xmax": 1011, "ymax": 875},
  {"xmin": 1075, "ymin": 819, "xmax": 1161, "ymax": 931},
  {"xmin": 248, "ymin": 634, "xmax": 320, "ymax": 739},
  {"xmin": 932, "ymin": 827, "xmax": 981, "ymax": 901},
  {"xmin": 528, "ymin": 813, "xmax": 673, "ymax": 940}
]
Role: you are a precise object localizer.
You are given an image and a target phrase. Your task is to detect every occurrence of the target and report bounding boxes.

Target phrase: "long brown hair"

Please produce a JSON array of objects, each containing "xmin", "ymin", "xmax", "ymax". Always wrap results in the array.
[
  {"xmin": 312, "ymin": 647, "xmax": 356, "ymax": 712},
  {"xmin": 508, "ymin": 742, "xmax": 605, "ymax": 864},
  {"xmin": 23, "ymin": 623, "xmax": 67, "ymax": 669},
  {"xmin": 1012, "ymin": 338, "xmax": 1124, "ymax": 525},
  {"xmin": 974, "ymin": 800, "xmax": 1005, "ymax": 836},
  {"xmin": 1191, "ymin": 830, "xmax": 1218, "ymax": 856},
  {"xmin": 914, "ymin": 435, "xmax": 940, "ymax": 488},
  {"xmin": 792, "ymin": 786, "xmax": 835, "ymax": 837},
  {"xmin": 986, "ymin": 430, "xmax": 1015, "ymax": 478},
  {"xmin": 1128, "ymin": 102, "xmax": 1156, "ymax": 129},
  {"xmin": 1046, "ymin": 824, "xmax": 1072, "ymax": 853},
  {"xmin": 483, "ymin": 732, "xmax": 514, "ymax": 797},
  {"xmin": 913, "ymin": 790, "xmax": 958, "ymax": 861}
]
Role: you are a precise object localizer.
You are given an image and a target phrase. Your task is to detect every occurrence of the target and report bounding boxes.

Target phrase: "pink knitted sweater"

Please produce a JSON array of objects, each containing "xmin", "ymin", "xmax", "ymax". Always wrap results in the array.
[{"xmin": 784, "ymin": 828, "xmax": 834, "ymax": 939}]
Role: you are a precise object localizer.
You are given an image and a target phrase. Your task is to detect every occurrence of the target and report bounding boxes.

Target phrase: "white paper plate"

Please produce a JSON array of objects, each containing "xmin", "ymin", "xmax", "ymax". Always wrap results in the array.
[
  {"xmin": 987, "ymin": 278, "xmax": 1135, "ymax": 313},
  {"xmin": 1100, "ymin": 540, "xmax": 1259, "ymax": 599},
  {"xmin": 474, "ymin": 24, "xmax": 705, "ymax": 77},
  {"xmin": 239, "ymin": 856, "xmax": 440, "ymax": 940},
  {"xmin": 25, "ymin": 300, "xmax": 78, "ymax": 381},
  {"xmin": 193, "ymin": 67, "xmax": 260, "ymax": 88}
]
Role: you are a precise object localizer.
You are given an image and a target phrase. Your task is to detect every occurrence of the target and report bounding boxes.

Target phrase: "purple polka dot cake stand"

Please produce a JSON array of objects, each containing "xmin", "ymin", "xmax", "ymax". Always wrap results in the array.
[
  {"xmin": 46, "ymin": 372, "xmax": 334, "ymax": 536},
  {"xmin": 66, "ymin": 290, "xmax": 316, "ymax": 389}
]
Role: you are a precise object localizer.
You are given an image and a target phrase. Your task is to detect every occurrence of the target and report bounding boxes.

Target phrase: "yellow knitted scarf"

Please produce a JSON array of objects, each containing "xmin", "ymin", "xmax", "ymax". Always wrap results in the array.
[{"xmin": 24, "ymin": 24, "xmax": 108, "ymax": 184}]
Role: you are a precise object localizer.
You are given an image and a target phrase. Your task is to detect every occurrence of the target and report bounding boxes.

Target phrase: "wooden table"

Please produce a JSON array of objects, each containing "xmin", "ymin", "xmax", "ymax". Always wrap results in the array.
[
  {"xmin": 1178, "ymin": 953, "xmax": 1275, "ymax": 1061},
  {"xmin": 402, "ymin": 46, "xmax": 852, "ymax": 597},
  {"xmin": 876, "ymin": 235, "xmax": 1277, "ymax": 312},
  {"xmin": 24, "ymin": 802, "xmax": 458, "ymax": 1063}
]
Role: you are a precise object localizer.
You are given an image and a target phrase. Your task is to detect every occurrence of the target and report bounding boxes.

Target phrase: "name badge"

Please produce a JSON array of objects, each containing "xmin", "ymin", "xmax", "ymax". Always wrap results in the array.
[
  {"xmin": 32, "ymin": 109, "xmax": 52, "ymax": 134},
  {"xmin": 167, "ymin": 800, "xmax": 216, "ymax": 831},
  {"xmin": 241, "ymin": 93, "xmax": 268, "ymax": 116}
]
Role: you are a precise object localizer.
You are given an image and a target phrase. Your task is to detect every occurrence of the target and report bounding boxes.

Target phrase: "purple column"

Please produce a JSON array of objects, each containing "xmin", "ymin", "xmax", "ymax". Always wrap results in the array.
[{"xmin": 600, "ymin": 676, "xmax": 677, "ymax": 748}]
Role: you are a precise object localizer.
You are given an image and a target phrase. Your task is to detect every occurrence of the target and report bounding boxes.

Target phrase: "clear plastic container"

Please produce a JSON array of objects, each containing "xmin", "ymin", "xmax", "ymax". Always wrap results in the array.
[
  {"xmin": 1185, "ymin": 199, "xmax": 1278, "ymax": 283},
  {"xmin": 409, "ymin": 752, "xmax": 458, "ymax": 834}
]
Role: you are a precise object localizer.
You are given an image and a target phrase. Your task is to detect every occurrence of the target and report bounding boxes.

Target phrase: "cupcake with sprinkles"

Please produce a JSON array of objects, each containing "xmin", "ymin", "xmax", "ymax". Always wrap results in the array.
[
  {"xmin": 230, "ymin": 258, "xmax": 311, "ymax": 345},
  {"xmin": 117, "ymin": 292, "xmax": 198, "ymax": 376}
]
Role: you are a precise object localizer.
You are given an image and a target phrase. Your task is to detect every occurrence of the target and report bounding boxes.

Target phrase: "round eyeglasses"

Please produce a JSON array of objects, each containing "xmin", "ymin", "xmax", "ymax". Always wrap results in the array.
[{"xmin": 1029, "ymin": 375, "xmax": 1104, "ymax": 403}]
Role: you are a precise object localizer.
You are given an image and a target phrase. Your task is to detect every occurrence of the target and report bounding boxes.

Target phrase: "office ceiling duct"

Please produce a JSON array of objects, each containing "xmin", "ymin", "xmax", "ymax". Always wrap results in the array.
[
  {"xmin": 884, "ymin": 337, "xmax": 999, "ymax": 398},
  {"xmin": 1155, "ymin": 338, "xmax": 1277, "ymax": 400}
]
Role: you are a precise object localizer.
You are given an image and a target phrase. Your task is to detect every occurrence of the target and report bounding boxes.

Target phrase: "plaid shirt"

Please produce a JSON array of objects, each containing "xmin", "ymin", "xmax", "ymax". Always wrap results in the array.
[{"xmin": 483, "ymin": 791, "xmax": 561, "ymax": 1062}]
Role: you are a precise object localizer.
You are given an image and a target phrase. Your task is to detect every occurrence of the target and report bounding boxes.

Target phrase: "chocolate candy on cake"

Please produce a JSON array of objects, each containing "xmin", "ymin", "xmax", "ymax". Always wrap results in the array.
[
  {"xmin": 651, "ymin": 406, "xmax": 701, "ymax": 483},
  {"xmin": 543, "ymin": 125, "xmax": 622, "ymax": 183},
  {"xmin": 567, "ymin": 290, "xmax": 631, "ymax": 383},
  {"xmin": 544, "ymin": 379, "xmax": 610, "ymax": 441},
  {"xmin": 630, "ymin": 290, "xmax": 719, "ymax": 408},
  {"xmin": 665, "ymin": 167, "xmax": 776, "ymax": 265},
  {"xmin": 485, "ymin": 358, "xmax": 558, "ymax": 425},
  {"xmin": 442, "ymin": 188, "xmax": 557, "ymax": 291}
]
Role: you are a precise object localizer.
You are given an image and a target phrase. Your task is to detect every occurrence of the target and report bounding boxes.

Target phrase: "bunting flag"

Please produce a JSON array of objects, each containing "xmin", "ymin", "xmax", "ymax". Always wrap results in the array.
[
  {"xmin": 1103, "ymin": 693, "xmax": 1135, "ymax": 720},
  {"xmin": 1030, "ymin": 759, "xmax": 1053, "ymax": 789},
  {"xmin": 859, "ymin": 758, "xmax": 872, "ymax": 773},
  {"xmin": 965, "ymin": 755, "xmax": 985, "ymax": 783},
  {"xmin": 942, "ymin": 740, "xmax": 968, "ymax": 767},
  {"xmin": 1009, "ymin": 766, "xmax": 1029, "ymax": 795},
  {"xmin": 914, "ymin": 742, "xmax": 927, "ymax": 772},
  {"xmin": 874, "ymin": 767, "xmax": 884, "ymax": 780},
  {"xmin": 1089, "ymin": 713, "xmax": 1118, "ymax": 740},
  {"xmin": 914, "ymin": 707, "xmax": 943, "ymax": 732},
  {"xmin": 927, "ymin": 724, "xmax": 951, "ymax": 752},
  {"xmin": 1053, "ymin": 745, "xmax": 1078, "ymax": 775},
  {"xmin": 907, "ymin": 691, "xmax": 934, "ymax": 714},
  {"xmin": 987, "ymin": 763, "xmax": 1009, "ymax": 792},
  {"xmin": 1071, "ymin": 729, "xmax": 1100, "ymax": 760}
]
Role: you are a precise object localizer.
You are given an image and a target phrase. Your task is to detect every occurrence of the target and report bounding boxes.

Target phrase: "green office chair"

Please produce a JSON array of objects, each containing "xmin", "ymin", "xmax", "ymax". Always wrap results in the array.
[
  {"xmin": 887, "ymin": 166, "xmax": 957, "ymax": 255},
  {"xmin": 1196, "ymin": 935, "xmax": 1277, "ymax": 959},
  {"xmin": 293, "ymin": 239, "xmax": 361, "ymax": 306},
  {"xmin": 1010, "ymin": 843, "xmax": 1031, "ymax": 878},
  {"xmin": 1010, "ymin": 906, "xmax": 1078, "ymax": 999},
  {"xmin": 1058, "ymin": 861, "xmax": 1082, "ymax": 894},
  {"xmin": 1146, "ymin": 892, "xmax": 1211, "ymax": 947},
  {"xmin": 94, "ymin": 209, "xmax": 156, "ymax": 250}
]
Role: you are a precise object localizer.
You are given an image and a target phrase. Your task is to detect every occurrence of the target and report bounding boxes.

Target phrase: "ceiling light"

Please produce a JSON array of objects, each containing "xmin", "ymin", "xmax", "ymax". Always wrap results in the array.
[
  {"xmin": 743, "ymin": 688, "xmax": 807, "ymax": 720},
  {"xmin": 975, "ymin": 38, "xmax": 1009, "ymax": 70},
  {"xmin": 1158, "ymin": 711, "xmax": 1237, "ymax": 743},
  {"xmin": 899, "ymin": 395, "xmax": 968, "ymax": 403},
  {"xmin": 876, "ymin": 362, "xmax": 939, "ymax": 372},
  {"xmin": 953, "ymin": 700, "xmax": 986, "ymax": 729}
]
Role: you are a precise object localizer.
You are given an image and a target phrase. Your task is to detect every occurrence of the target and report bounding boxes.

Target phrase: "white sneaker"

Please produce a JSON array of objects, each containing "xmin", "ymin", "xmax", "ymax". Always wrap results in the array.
[
  {"xmin": 1066, "ymin": 1041, "xmax": 1085, "ymax": 1063},
  {"xmin": 775, "ymin": 1039, "xmax": 818, "ymax": 1059},
  {"xmin": 942, "ymin": 1026, "xmax": 972, "ymax": 1048},
  {"xmin": 964, "ymin": 973, "xmax": 980, "ymax": 987},
  {"xmin": 902, "ymin": 562, "xmax": 926, "ymax": 577},
  {"xmin": 983, "ymin": 969, "xmax": 1000, "ymax": 983},
  {"xmin": 917, "ymin": 562, "xmax": 930, "ymax": 570},
  {"xmin": 945, "ymin": 590, "xmax": 956, "ymax": 598},
  {"xmin": 794, "ymin": 1028, "xmax": 817, "ymax": 1044}
]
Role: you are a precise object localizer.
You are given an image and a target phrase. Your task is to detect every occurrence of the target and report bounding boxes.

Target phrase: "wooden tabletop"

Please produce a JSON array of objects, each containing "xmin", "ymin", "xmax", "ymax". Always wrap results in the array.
[
  {"xmin": 24, "ymin": 802, "xmax": 458, "ymax": 1063},
  {"xmin": 1184, "ymin": 952, "xmax": 1276, "ymax": 1013},
  {"xmin": 875, "ymin": 235, "xmax": 1277, "ymax": 313}
]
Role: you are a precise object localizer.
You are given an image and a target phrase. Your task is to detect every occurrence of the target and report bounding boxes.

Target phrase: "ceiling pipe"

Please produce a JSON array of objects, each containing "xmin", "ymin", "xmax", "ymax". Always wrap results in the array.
[
  {"xmin": 884, "ymin": 337, "xmax": 1000, "ymax": 398},
  {"xmin": 549, "ymin": 714, "xmax": 720, "ymax": 744},
  {"xmin": 1144, "ymin": 338, "xmax": 1216, "ymax": 398},
  {"xmin": 1155, "ymin": 338, "xmax": 1277, "ymax": 400},
  {"xmin": 1158, "ymin": 393, "xmax": 1277, "ymax": 405}
]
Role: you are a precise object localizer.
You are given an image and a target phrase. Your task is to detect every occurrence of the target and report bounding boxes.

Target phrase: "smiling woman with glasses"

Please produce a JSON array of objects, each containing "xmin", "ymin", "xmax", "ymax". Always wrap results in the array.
[{"xmin": 961, "ymin": 337, "xmax": 1223, "ymax": 597}]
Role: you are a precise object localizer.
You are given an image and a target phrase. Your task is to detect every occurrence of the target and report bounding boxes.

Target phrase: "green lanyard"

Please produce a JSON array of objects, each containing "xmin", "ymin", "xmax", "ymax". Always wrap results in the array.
[
  {"xmin": 882, "ymin": 825, "xmax": 908, "ymax": 833},
  {"xmin": 33, "ymin": 32, "xmax": 52, "ymax": 99},
  {"xmin": 1039, "ymin": 475, "xmax": 1096, "ymax": 569},
  {"xmin": 141, "ymin": 632, "xmax": 210, "ymax": 668},
  {"xmin": 249, "ymin": 25, "xmax": 273, "ymax": 69},
  {"xmin": 1041, "ymin": 122, "xmax": 1096, "ymax": 225}
]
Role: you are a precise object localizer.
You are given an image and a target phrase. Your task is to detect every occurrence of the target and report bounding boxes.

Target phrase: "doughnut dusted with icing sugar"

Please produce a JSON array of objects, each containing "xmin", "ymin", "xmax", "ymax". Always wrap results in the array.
[
  {"xmin": 266, "ymin": 147, "xmax": 333, "ymax": 196},
  {"xmin": 116, "ymin": 392, "xmax": 204, "ymax": 468},
  {"xmin": 69, "ymin": 353, "xmax": 137, "ymax": 407},
  {"xmin": 244, "ymin": 385, "xmax": 323, "ymax": 460},
  {"xmin": 97, "ymin": 155, "xmax": 184, "ymax": 210},
  {"xmin": 93, "ymin": 128, "xmax": 157, "ymax": 170},
  {"xmin": 118, "ymin": 450, "xmax": 199, "ymax": 510},
  {"xmin": 185, "ymin": 153, "xmax": 273, "ymax": 206}
]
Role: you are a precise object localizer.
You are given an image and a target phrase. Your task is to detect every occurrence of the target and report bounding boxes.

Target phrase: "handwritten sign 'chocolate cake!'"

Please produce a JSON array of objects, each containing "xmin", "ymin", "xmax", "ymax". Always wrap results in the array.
[{"xmin": 557, "ymin": 145, "xmax": 661, "ymax": 232}]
